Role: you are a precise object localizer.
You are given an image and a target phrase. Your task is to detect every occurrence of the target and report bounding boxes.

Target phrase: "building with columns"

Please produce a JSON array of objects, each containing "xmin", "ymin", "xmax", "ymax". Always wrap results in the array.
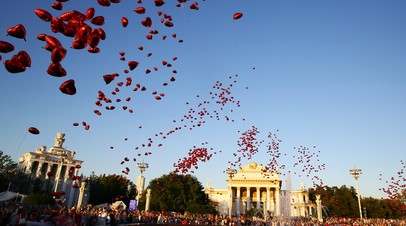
[
  {"xmin": 205, "ymin": 162, "xmax": 314, "ymax": 218},
  {"xmin": 17, "ymin": 132, "xmax": 84, "ymax": 207}
]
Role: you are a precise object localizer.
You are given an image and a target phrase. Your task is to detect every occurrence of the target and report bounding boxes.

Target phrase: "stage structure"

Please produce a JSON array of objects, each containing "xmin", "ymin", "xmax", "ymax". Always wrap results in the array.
[{"xmin": 17, "ymin": 133, "xmax": 84, "ymax": 207}]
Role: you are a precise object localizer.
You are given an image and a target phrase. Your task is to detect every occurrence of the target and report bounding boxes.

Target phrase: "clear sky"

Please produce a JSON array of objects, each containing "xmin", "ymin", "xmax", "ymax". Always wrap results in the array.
[{"xmin": 1, "ymin": 0, "xmax": 405, "ymax": 199}]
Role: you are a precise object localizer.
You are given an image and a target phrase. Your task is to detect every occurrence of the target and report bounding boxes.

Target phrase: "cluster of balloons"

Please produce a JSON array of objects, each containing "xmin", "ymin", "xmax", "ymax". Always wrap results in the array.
[
  {"xmin": 379, "ymin": 160, "xmax": 406, "ymax": 214},
  {"xmin": 117, "ymin": 73, "xmax": 246, "ymax": 175},
  {"xmin": 4, "ymin": 0, "xmax": 334, "ymax": 201},
  {"xmin": 173, "ymin": 147, "xmax": 212, "ymax": 174}
]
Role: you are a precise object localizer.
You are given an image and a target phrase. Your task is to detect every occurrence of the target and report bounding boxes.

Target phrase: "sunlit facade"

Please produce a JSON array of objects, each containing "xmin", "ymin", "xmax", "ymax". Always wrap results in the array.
[
  {"xmin": 205, "ymin": 162, "xmax": 313, "ymax": 218},
  {"xmin": 17, "ymin": 132, "xmax": 83, "ymax": 206}
]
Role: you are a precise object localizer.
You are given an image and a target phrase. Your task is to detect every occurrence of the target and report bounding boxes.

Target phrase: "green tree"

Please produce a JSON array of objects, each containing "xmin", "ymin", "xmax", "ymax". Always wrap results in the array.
[
  {"xmin": 86, "ymin": 173, "xmax": 135, "ymax": 205},
  {"xmin": 309, "ymin": 185, "xmax": 404, "ymax": 219},
  {"xmin": 310, "ymin": 185, "xmax": 358, "ymax": 217},
  {"xmin": 145, "ymin": 172, "xmax": 216, "ymax": 214},
  {"xmin": 0, "ymin": 150, "xmax": 17, "ymax": 191}
]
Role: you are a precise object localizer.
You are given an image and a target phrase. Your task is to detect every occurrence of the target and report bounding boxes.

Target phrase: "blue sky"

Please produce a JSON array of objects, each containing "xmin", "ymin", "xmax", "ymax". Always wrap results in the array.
[{"xmin": 1, "ymin": 0, "xmax": 405, "ymax": 199}]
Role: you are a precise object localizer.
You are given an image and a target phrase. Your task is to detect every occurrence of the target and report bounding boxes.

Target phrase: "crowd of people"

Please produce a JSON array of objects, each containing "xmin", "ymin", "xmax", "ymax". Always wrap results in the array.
[{"xmin": 1, "ymin": 201, "xmax": 405, "ymax": 226}]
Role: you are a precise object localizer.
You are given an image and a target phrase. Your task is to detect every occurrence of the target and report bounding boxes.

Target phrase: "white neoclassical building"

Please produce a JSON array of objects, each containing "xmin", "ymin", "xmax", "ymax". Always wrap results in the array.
[
  {"xmin": 205, "ymin": 162, "xmax": 314, "ymax": 218},
  {"xmin": 17, "ymin": 132, "xmax": 84, "ymax": 206}
]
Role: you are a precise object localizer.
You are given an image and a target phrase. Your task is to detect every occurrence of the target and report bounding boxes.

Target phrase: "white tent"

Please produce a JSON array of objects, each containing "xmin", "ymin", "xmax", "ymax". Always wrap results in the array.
[
  {"xmin": 0, "ymin": 190, "xmax": 27, "ymax": 202},
  {"xmin": 95, "ymin": 201, "xmax": 127, "ymax": 210},
  {"xmin": 111, "ymin": 200, "xmax": 126, "ymax": 210}
]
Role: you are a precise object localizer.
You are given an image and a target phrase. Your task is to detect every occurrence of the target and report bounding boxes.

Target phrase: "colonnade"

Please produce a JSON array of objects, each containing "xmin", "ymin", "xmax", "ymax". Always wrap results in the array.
[{"xmin": 228, "ymin": 185, "xmax": 280, "ymax": 216}]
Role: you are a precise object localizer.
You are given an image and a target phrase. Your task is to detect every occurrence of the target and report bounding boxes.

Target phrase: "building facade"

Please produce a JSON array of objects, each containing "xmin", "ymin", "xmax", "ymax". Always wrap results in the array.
[
  {"xmin": 205, "ymin": 162, "xmax": 314, "ymax": 218},
  {"xmin": 17, "ymin": 132, "xmax": 84, "ymax": 207}
]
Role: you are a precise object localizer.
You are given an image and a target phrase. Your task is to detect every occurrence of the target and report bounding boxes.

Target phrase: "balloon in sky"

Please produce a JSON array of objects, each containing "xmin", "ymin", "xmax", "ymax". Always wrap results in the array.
[
  {"xmin": 59, "ymin": 79, "xmax": 77, "ymax": 95},
  {"xmin": 233, "ymin": 12, "xmax": 243, "ymax": 20},
  {"xmin": 0, "ymin": 41, "xmax": 15, "ymax": 53},
  {"xmin": 7, "ymin": 24, "xmax": 26, "ymax": 41},
  {"xmin": 28, "ymin": 127, "xmax": 40, "ymax": 135}
]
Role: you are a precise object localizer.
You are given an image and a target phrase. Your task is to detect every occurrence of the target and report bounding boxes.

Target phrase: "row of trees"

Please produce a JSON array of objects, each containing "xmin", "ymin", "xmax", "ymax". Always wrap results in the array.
[
  {"xmin": 1, "ymin": 150, "xmax": 405, "ymax": 218},
  {"xmin": 309, "ymin": 185, "xmax": 405, "ymax": 219}
]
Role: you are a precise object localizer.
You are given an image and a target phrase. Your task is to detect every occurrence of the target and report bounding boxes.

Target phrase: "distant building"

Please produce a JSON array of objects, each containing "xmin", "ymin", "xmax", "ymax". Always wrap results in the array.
[
  {"xmin": 205, "ymin": 162, "xmax": 314, "ymax": 218},
  {"xmin": 17, "ymin": 132, "xmax": 84, "ymax": 207}
]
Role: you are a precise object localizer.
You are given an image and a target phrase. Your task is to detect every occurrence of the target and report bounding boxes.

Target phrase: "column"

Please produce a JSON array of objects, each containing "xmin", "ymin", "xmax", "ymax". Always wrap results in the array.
[
  {"xmin": 246, "ymin": 187, "xmax": 251, "ymax": 211},
  {"xmin": 25, "ymin": 162, "xmax": 32, "ymax": 174},
  {"xmin": 62, "ymin": 165, "xmax": 71, "ymax": 194},
  {"xmin": 236, "ymin": 187, "xmax": 241, "ymax": 216},
  {"xmin": 77, "ymin": 182, "xmax": 87, "ymax": 209},
  {"xmin": 36, "ymin": 162, "xmax": 43, "ymax": 178},
  {"xmin": 46, "ymin": 163, "xmax": 53, "ymax": 179},
  {"xmin": 228, "ymin": 185, "xmax": 233, "ymax": 216},
  {"xmin": 256, "ymin": 187, "xmax": 261, "ymax": 209},
  {"xmin": 275, "ymin": 187, "xmax": 280, "ymax": 216},
  {"xmin": 54, "ymin": 162, "xmax": 64, "ymax": 193},
  {"xmin": 270, "ymin": 190, "xmax": 275, "ymax": 215},
  {"xmin": 316, "ymin": 195, "xmax": 323, "ymax": 222},
  {"xmin": 68, "ymin": 179, "xmax": 77, "ymax": 207},
  {"xmin": 145, "ymin": 189, "xmax": 151, "ymax": 211},
  {"xmin": 266, "ymin": 187, "xmax": 271, "ymax": 212}
]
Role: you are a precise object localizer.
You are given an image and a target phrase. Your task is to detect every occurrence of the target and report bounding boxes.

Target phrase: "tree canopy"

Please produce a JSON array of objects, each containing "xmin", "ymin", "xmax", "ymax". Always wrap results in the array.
[
  {"xmin": 309, "ymin": 185, "xmax": 405, "ymax": 219},
  {"xmin": 85, "ymin": 172, "xmax": 135, "ymax": 205},
  {"xmin": 141, "ymin": 172, "xmax": 216, "ymax": 214}
]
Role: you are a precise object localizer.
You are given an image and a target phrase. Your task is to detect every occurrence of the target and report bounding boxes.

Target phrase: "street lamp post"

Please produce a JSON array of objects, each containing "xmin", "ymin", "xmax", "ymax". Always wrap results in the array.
[
  {"xmin": 225, "ymin": 165, "xmax": 237, "ymax": 217},
  {"xmin": 136, "ymin": 162, "xmax": 149, "ymax": 205},
  {"xmin": 349, "ymin": 168, "xmax": 363, "ymax": 219}
]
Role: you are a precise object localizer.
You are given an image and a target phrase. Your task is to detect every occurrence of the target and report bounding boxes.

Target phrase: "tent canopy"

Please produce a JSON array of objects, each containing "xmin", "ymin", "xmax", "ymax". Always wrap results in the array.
[
  {"xmin": 0, "ymin": 190, "xmax": 27, "ymax": 202},
  {"xmin": 95, "ymin": 201, "xmax": 127, "ymax": 210}
]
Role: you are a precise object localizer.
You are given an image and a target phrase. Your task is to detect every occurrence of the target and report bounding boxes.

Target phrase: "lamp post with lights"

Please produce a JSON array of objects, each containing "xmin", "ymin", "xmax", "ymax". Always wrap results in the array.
[
  {"xmin": 136, "ymin": 161, "xmax": 149, "ymax": 205},
  {"xmin": 349, "ymin": 168, "xmax": 363, "ymax": 219},
  {"xmin": 225, "ymin": 165, "xmax": 237, "ymax": 217}
]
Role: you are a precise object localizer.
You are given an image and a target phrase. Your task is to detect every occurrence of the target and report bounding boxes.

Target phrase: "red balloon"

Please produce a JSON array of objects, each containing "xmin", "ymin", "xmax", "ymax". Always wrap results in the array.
[
  {"xmin": 45, "ymin": 35, "xmax": 62, "ymax": 51},
  {"xmin": 7, "ymin": 24, "xmax": 26, "ymax": 41},
  {"xmin": 103, "ymin": 74, "xmax": 116, "ymax": 84},
  {"xmin": 51, "ymin": 47, "xmax": 67, "ymax": 63},
  {"xmin": 0, "ymin": 41, "xmax": 15, "ymax": 53},
  {"xmin": 34, "ymin": 9, "xmax": 53, "ymax": 22},
  {"xmin": 90, "ymin": 16, "xmax": 105, "ymax": 26},
  {"xmin": 15, "ymin": 51, "xmax": 31, "ymax": 67},
  {"xmin": 87, "ymin": 30, "xmax": 101, "ymax": 48},
  {"xmin": 47, "ymin": 63, "xmax": 67, "ymax": 77},
  {"xmin": 233, "ymin": 12, "xmax": 243, "ymax": 20},
  {"xmin": 154, "ymin": 0, "xmax": 165, "ymax": 6},
  {"xmin": 59, "ymin": 79, "xmax": 76, "ymax": 95},
  {"xmin": 28, "ymin": 127, "xmax": 40, "ymax": 135},
  {"xmin": 92, "ymin": 29, "xmax": 103, "ymax": 42},
  {"xmin": 164, "ymin": 21, "xmax": 173, "ymax": 27},
  {"xmin": 86, "ymin": 8, "xmax": 95, "ymax": 20},
  {"xmin": 76, "ymin": 24, "xmax": 92, "ymax": 40},
  {"xmin": 134, "ymin": 7, "xmax": 145, "ymax": 14},
  {"xmin": 4, "ymin": 59, "xmax": 26, "ymax": 73},
  {"xmin": 71, "ymin": 37, "xmax": 87, "ymax": 49},
  {"xmin": 122, "ymin": 17, "xmax": 129, "ymax": 27},
  {"xmin": 141, "ymin": 17, "xmax": 152, "ymax": 28},
  {"xmin": 51, "ymin": 2, "xmax": 63, "ymax": 10},
  {"xmin": 88, "ymin": 47, "xmax": 100, "ymax": 53},
  {"xmin": 128, "ymin": 61, "xmax": 139, "ymax": 70},
  {"xmin": 97, "ymin": 0, "xmax": 111, "ymax": 7},
  {"xmin": 190, "ymin": 3, "xmax": 199, "ymax": 10}
]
